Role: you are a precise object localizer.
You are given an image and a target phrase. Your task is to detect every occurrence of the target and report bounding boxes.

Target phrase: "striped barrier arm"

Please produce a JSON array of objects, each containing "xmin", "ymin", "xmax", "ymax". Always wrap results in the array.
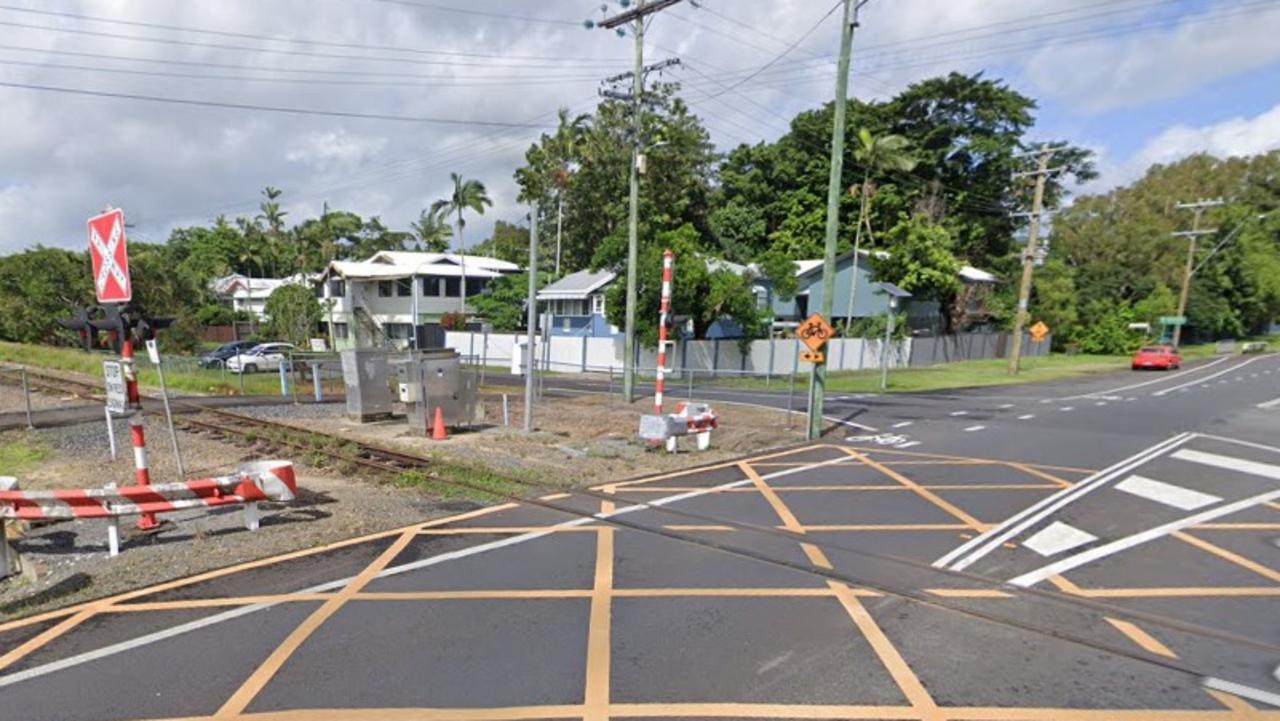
[{"xmin": 0, "ymin": 461, "xmax": 296, "ymax": 557}]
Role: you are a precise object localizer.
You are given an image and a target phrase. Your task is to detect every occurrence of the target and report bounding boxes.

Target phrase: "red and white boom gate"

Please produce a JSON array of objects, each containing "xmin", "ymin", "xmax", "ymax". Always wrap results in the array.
[
  {"xmin": 0, "ymin": 461, "xmax": 297, "ymax": 557},
  {"xmin": 638, "ymin": 401, "xmax": 718, "ymax": 453}
]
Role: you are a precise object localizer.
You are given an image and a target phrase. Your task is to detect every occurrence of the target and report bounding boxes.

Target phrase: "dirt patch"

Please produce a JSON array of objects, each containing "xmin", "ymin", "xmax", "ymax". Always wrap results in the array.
[
  {"xmin": 243, "ymin": 391, "xmax": 806, "ymax": 488},
  {"xmin": 0, "ymin": 374, "xmax": 85, "ymax": 415}
]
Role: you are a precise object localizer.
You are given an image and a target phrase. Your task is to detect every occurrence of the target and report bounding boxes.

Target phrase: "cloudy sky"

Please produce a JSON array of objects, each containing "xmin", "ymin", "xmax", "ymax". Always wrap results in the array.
[{"xmin": 1, "ymin": 0, "xmax": 1278, "ymax": 253}]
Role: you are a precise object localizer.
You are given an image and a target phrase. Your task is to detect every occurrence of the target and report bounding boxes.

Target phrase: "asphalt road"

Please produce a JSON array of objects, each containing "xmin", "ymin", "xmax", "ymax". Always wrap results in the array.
[{"xmin": 1, "ymin": 353, "xmax": 1278, "ymax": 720}]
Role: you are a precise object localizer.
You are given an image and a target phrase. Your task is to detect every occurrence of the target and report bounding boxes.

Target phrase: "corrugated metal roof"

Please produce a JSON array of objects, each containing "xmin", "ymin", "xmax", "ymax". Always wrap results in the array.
[{"xmin": 537, "ymin": 269, "xmax": 617, "ymax": 300}]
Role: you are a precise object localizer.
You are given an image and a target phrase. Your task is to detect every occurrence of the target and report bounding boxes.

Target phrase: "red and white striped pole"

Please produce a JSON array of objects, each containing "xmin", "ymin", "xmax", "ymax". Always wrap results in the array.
[
  {"xmin": 120, "ymin": 338, "xmax": 158, "ymax": 530},
  {"xmin": 654, "ymin": 249, "xmax": 674, "ymax": 415}
]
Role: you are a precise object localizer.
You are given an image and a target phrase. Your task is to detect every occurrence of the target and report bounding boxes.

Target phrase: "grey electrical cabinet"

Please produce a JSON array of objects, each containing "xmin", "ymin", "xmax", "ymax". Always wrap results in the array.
[
  {"xmin": 340, "ymin": 349, "xmax": 393, "ymax": 422},
  {"xmin": 391, "ymin": 350, "xmax": 478, "ymax": 435}
]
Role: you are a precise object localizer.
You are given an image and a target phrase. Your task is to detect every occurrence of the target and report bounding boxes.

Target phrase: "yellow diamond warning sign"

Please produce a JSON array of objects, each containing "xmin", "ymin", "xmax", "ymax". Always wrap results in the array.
[
  {"xmin": 796, "ymin": 313, "xmax": 834, "ymax": 352},
  {"xmin": 1029, "ymin": 321, "xmax": 1049, "ymax": 343}
]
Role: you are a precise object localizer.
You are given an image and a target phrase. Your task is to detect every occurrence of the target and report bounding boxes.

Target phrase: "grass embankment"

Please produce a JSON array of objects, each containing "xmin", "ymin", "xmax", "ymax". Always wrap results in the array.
[
  {"xmin": 0, "ymin": 435, "xmax": 49, "ymax": 475},
  {"xmin": 0, "ymin": 341, "xmax": 331, "ymax": 397}
]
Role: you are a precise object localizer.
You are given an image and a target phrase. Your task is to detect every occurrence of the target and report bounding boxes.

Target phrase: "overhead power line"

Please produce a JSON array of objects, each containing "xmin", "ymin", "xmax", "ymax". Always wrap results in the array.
[
  {"xmin": 705, "ymin": 0, "xmax": 843, "ymax": 100},
  {"xmin": 0, "ymin": 58, "xmax": 605, "ymax": 89},
  {"xmin": 0, "ymin": 80, "xmax": 551, "ymax": 127},
  {"xmin": 359, "ymin": 0, "xmax": 581, "ymax": 26},
  {"xmin": 0, "ymin": 18, "xmax": 612, "ymax": 70},
  {"xmin": 0, "ymin": 4, "xmax": 616, "ymax": 63},
  {"xmin": 0, "ymin": 43, "xmax": 604, "ymax": 82}
]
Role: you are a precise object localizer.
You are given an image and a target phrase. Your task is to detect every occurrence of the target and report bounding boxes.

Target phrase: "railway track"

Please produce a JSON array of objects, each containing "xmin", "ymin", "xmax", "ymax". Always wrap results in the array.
[{"xmin": 9, "ymin": 367, "xmax": 433, "ymax": 477}]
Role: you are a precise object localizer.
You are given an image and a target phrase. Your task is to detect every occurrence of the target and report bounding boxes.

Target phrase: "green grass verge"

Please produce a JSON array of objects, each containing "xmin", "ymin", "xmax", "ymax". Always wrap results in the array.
[
  {"xmin": 716, "ymin": 353, "xmax": 1135, "ymax": 394},
  {"xmin": 0, "ymin": 341, "xmax": 334, "ymax": 397},
  {"xmin": 0, "ymin": 434, "xmax": 50, "ymax": 475}
]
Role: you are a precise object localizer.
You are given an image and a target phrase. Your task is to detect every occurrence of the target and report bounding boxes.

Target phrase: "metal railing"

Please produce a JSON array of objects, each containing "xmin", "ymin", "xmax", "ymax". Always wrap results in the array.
[{"xmin": 0, "ymin": 363, "xmax": 34, "ymax": 428}]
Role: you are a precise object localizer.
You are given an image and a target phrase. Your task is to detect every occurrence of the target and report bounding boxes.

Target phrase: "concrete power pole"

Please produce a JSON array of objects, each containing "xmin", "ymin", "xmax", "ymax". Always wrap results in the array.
[
  {"xmin": 1171, "ymin": 198, "xmax": 1224, "ymax": 347},
  {"xmin": 807, "ymin": 0, "xmax": 859, "ymax": 440},
  {"xmin": 1007, "ymin": 144, "xmax": 1054, "ymax": 376},
  {"xmin": 524, "ymin": 202, "xmax": 540, "ymax": 432},
  {"xmin": 599, "ymin": 0, "xmax": 683, "ymax": 403}
]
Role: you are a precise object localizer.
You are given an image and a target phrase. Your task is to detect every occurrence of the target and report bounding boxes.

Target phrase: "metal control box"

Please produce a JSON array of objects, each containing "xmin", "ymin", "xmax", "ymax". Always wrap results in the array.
[
  {"xmin": 391, "ymin": 350, "xmax": 478, "ymax": 435},
  {"xmin": 340, "ymin": 349, "xmax": 393, "ymax": 422}
]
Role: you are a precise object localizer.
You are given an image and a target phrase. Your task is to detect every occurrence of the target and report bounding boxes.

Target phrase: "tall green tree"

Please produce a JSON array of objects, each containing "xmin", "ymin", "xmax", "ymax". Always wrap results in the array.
[
  {"xmin": 843, "ymin": 129, "xmax": 918, "ymax": 334},
  {"xmin": 256, "ymin": 186, "xmax": 289, "ymax": 275},
  {"xmin": 431, "ymin": 173, "xmax": 493, "ymax": 314},
  {"xmin": 515, "ymin": 82, "xmax": 717, "ymax": 274},
  {"xmin": 409, "ymin": 206, "xmax": 453, "ymax": 252}
]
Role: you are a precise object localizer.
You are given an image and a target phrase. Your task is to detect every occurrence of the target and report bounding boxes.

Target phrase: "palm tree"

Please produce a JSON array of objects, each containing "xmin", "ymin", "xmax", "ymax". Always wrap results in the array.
[
  {"xmin": 409, "ymin": 206, "xmax": 454, "ymax": 252},
  {"xmin": 430, "ymin": 173, "xmax": 492, "ymax": 315},
  {"xmin": 237, "ymin": 241, "xmax": 268, "ymax": 333},
  {"xmin": 256, "ymin": 186, "xmax": 289, "ymax": 276},
  {"xmin": 844, "ymin": 129, "xmax": 917, "ymax": 335},
  {"xmin": 547, "ymin": 109, "xmax": 588, "ymax": 275}
]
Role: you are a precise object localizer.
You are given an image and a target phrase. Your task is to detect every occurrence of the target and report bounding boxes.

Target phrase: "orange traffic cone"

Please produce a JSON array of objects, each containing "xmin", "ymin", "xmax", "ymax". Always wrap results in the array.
[{"xmin": 431, "ymin": 406, "xmax": 447, "ymax": 440}]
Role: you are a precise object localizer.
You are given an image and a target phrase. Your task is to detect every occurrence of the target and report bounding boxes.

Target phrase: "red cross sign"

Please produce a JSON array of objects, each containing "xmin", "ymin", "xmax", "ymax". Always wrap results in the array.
[{"xmin": 87, "ymin": 208, "xmax": 131, "ymax": 303}]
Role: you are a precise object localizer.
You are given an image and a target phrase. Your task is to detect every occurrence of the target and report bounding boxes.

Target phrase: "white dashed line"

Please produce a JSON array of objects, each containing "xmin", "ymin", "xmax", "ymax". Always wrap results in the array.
[
  {"xmin": 1022, "ymin": 521, "xmax": 1099, "ymax": 557},
  {"xmin": 997, "ymin": 403, "xmax": 1015, "ymax": 409},
  {"xmin": 1115, "ymin": 475, "xmax": 1222, "ymax": 511},
  {"xmin": 1094, "ymin": 401, "xmax": 1107, "ymax": 406},
  {"xmin": 895, "ymin": 441, "xmax": 921, "ymax": 449},
  {"xmin": 1258, "ymin": 397, "xmax": 1280, "ymax": 410},
  {"xmin": 1017, "ymin": 414, "xmax": 1035, "ymax": 420},
  {"xmin": 950, "ymin": 410, "xmax": 969, "ymax": 416},
  {"xmin": 1059, "ymin": 407, "xmax": 1074, "ymax": 412},
  {"xmin": 963, "ymin": 425, "xmax": 986, "ymax": 432},
  {"xmin": 892, "ymin": 421, "xmax": 913, "ymax": 428}
]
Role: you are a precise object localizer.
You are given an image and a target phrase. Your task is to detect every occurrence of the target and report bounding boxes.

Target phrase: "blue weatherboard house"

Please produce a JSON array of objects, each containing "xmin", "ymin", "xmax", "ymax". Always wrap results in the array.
[{"xmin": 536, "ymin": 269, "xmax": 619, "ymax": 337}]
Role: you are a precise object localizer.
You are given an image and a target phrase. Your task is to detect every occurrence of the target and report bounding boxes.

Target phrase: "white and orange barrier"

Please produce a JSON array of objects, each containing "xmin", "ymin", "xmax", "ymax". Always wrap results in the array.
[{"xmin": 0, "ymin": 461, "xmax": 297, "ymax": 556}]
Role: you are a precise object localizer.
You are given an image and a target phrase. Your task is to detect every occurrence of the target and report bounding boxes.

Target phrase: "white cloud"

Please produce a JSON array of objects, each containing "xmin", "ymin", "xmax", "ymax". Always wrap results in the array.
[
  {"xmin": 0, "ymin": 0, "xmax": 1275, "ymax": 254},
  {"xmin": 1135, "ymin": 103, "xmax": 1280, "ymax": 168},
  {"xmin": 1022, "ymin": 2, "xmax": 1280, "ymax": 112}
]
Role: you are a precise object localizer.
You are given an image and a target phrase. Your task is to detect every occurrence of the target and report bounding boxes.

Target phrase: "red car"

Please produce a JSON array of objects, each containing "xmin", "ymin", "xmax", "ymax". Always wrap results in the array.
[{"xmin": 1131, "ymin": 345, "xmax": 1182, "ymax": 370}]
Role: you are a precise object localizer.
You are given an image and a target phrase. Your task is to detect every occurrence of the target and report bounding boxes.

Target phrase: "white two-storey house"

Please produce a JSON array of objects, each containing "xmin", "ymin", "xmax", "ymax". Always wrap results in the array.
[{"xmin": 318, "ymin": 251, "xmax": 519, "ymax": 350}]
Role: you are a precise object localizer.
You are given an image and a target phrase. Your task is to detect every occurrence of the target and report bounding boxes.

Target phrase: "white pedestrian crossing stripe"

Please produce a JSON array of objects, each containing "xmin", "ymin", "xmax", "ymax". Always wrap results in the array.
[
  {"xmin": 1114, "ymin": 475, "xmax": 1221, "ymax": 511},
  {"xmin": 1022, "ymin": 521, "xmax": 1098, "ymax": 557}
]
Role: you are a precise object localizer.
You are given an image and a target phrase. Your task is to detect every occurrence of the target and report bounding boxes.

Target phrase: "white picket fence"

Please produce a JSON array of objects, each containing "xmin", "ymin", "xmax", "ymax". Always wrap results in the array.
[{"xmin": 446, "ymin": 331, "xmax": 910, "ymax": 376}]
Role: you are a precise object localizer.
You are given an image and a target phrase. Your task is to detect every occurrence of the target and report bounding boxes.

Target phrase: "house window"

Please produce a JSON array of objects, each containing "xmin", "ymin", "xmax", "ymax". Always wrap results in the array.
[
  {"xmin": 395, "ymin": 278, "xmax": 413, "ymax": 297},
  {"xmin": 313, "ymin": 283, "xmax": 325, "ymax": 298},
  {"xmin": 332, "ymin": 322, "xmax": 349, "ymax": 340},
  {"xmin": 384, "ymin": 323, "xmax": 413, "ymax": 340},
  {"xmin": 422, "ymin": 277, "xmax": 442, "ymax": 296},
  {"xmin": 377, "ymin": 280, "xmax": 393, "ymax": 297},
  {"xmin": 444, "ymin": 277, "xmax": 461, "ymax": 297},
  {"xmin": 466, "ymin": 278, "xmax": 487, "ymax": 296},
  {"xmin": 591, "ymin": 293, "xmax": 605, "ymax": 316},
  {"xmin": 329, "ymin": 280, "xmax": 345, "ymax": 297}
]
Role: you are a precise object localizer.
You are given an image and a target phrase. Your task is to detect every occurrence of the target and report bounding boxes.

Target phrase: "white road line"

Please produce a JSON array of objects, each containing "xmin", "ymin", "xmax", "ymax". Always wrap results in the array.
[
  {"xmin": 1008, "ymin": 487, "xmax": 1280, "ymax": 588},
  {"xmin": 963, "ymin": 425, "xmax": 986, "ymax": 432},
  {"xmin": 1152, "ymin": 355, "xmax": 1273, "ymax": 397},
  {"xmin": 1021, "ymin": 521, "xmax": 1098, "ymax": 557},
  {"xmin": 997, "ymin": 403, "xmax": 1014, "ymax": 409},
  {"xmin": 1257, "ymin": 396, "xmax": 1280, "ymax": 409},
  {"xmin": 892, "ymin": 421, "xmax": 913, "ymax": 428},
  {"xmin": 1200, "ymin": 384, "xmax": 1210, "ymax": 389},
  {"xmin": 1017, "ymin": 414, "xmax": 1035, "ymax": 420},
  {"xmin": 1058, "ymin": 355, "xmax": 1233, "ymax": 400},
  {"xmin": 1114, "ymin": 475, "xmax": 1221, "ymax": 511},
  {"xmin": 934, "ymin": 432, "xmax": 1195, "ymax": 571},
  {"xmin": 950, "ymin": 410, "xmax": 969, "ymax": 416},
  {"xmin": 1059, "ymin": 406, "xmax": 1074, "ymax": 412},
  {"xmin": 894, "ymin": 441, "xmax": 921, "ymax": 449},
  {"xmin": 1094, "ymin": 401, "xmax": 1107, "ymax": 406},
  {"xmin": 1172, "ymin": 448, "xmax": 1280, "ymax": 481},
  {"xmin": 1203, "ymin": 678, "xmax": 1280, "ymax": 710},
  {"xmin": 0, "ymin": 452, "xmax": 859, "ymax": 688}
]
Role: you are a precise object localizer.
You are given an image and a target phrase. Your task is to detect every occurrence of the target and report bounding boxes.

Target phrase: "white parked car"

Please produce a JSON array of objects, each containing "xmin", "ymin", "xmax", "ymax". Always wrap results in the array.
[{"xmin": 224, "ymin": 342, "xmax": 295, "ymax": 374}]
